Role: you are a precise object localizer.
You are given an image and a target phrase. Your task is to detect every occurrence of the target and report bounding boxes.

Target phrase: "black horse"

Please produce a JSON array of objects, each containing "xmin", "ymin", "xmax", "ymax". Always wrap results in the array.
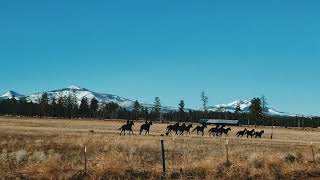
[
  {"xmin": 254, "ymin": 130, "xmax": 264, "ymax": 138},
  {"xmin": 119, "ymin": 120, "xmax": 135, "ymax": 136},
  {"xmin": 140, "ymin": 121, "xmax": 153, "ymax": 135},
  {"xmin": 245, "ymin": 129, "xmax": 255, "ymax": 138},
  {"xmin": 181, "ymin": 124, "xmax": 193, "ymax": 135},
  {"xmin": 208, "ymin": 125, "xmax": 220, "ymax": 137},
  {"xmin": 176, "ymin": 123, "xmax": 187, "ymax": 135},
  {"xmin": 166, "ymin": 123, "xmax": 180, "ymax": 135},
  {"xmin": 192, "ymin": 124, "xmax": 207, "ymax": 136},
  {"xmin": 236, "ymin": 128, "xmax": 247, "ymax": 138},
  {"xmin": 219, "ymin": 127, "xmax": 232, "ymax": 137}
]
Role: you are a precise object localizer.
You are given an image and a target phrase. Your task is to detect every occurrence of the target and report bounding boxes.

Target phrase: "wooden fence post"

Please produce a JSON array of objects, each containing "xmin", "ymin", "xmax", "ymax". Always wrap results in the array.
[
  {"xmin": 311, "ymin": 142, "xmax": 316, "ymax": 167},
  {"xmin": 84, "ymin": 145, "xmax": 87, "ymax": 176},
  {"xmin": 160, "ymin": 139, "xmax": 166, "ymax": 177},
  {"xmin": 225, "ymin": 140, "xmax": 230, "ymax": 165}
]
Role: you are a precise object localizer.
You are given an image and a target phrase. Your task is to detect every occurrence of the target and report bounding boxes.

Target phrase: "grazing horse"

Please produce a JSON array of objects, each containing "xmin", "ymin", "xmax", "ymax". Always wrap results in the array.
[
  {"xmin": 166, "ymin": 123, "xmax": 180, "ymax": 135},
  {"xmin": 245, "ymin": 129, "xmax": 255, "ymax": 138},
  {"xmin": 236, "ymin": 128, "xmax": 247, "ymax": 138},
  {"xmin": 179, "ymin": 124, "xmax": 193, "ymax": 135},
  {"xmin": 219, "ymin": 127, "xmax": 232, "ymax": 137},
  {"xmin": 192, "ymin": 124, "xmax": 207, "ymax": 136},
  {"xmin": 140, "ymin": 121, "xmax": 153, "ymax": 135},
  {"xmin": 254, "ymin": 130, "xmax": 265, "ymax": 138},
  {"xmin": 119, "ymin": 121, "xmax": 135, "ymax": 136}
]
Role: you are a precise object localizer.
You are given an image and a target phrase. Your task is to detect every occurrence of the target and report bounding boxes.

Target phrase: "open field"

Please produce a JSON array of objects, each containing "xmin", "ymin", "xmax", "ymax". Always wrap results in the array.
[{"xmin": 1, "ymin": 117, "xmax": 320, "ymax": 179}]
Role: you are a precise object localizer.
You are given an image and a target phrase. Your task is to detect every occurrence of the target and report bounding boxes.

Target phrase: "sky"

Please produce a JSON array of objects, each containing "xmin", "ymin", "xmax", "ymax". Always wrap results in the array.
[{"xmin": 0, "ymin": 0, "xmax": 319, "ymax": 116}]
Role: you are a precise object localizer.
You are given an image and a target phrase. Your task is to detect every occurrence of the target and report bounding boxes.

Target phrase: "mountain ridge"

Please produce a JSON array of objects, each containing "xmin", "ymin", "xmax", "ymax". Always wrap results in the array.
[{"xmin": 0, "ymin": 86, "xmax": 299, "ymax": 117}]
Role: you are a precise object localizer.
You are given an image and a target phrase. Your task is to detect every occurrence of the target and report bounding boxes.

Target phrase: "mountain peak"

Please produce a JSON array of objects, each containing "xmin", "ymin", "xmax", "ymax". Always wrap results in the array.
[
  {"xmin": 0, "ymin": 90, "xmax": 24, "ymax": 99},
  {"xmin": 67, "ymin": 85, "xmax": 81, "ymax": 90}
]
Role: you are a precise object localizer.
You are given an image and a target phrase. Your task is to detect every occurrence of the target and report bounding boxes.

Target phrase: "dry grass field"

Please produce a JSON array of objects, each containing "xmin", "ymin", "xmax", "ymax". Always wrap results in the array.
[{"xmin": 1, "ymin": 117, "xmax": 320, "ymax": 179}]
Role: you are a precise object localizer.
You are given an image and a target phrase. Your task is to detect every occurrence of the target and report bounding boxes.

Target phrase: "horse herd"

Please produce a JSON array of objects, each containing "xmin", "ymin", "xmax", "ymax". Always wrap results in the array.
[{"xmin": 118, "ymin": 120, "xmax": 265, "ymax": 139}]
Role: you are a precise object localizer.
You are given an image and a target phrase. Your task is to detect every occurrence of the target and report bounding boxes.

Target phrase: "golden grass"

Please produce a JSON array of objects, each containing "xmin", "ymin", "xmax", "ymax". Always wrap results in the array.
[{"xmin": 0, "ymin": 117, "xmax": 320, "ymax": 179}]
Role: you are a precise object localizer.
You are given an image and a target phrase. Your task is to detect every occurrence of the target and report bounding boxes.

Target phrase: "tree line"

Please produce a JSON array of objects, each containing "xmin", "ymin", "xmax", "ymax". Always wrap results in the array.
[
  {"xmin": 0, "ymin": 93, "xmax": 160, "ymax": 120},
  {"xmin": 0, "ymin": 92, "xmax": 319, "ymax": 128}
]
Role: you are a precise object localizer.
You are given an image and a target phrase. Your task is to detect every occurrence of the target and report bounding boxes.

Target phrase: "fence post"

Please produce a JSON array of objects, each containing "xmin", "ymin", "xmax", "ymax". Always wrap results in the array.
[
  {"xmin": 160, "ymin": 139, "xmax": 166, "ymax": 177},
  {"xmin": 311, "ymin": 142, "xmax": 316, "ymax": 167},
  {"xmin": 84, "ymin": 145, "xmax": 87, "ymax": 176},
  {"xmin": 225, "ymin": 140, "xmax": 230, "ymax": 165}
]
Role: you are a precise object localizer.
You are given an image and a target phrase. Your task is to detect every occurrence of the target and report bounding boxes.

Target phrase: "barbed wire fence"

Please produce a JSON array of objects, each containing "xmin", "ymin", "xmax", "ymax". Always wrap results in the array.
[{"xmin": 2, "ymin": 136, "xmax": 319, "ymax": 178}]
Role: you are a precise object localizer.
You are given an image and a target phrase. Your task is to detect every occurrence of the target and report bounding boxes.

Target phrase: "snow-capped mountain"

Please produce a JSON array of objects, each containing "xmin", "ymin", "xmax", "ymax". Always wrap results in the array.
[
  {"xmin": 0, "ymin": 86, "xmax": 299, "ymax": 117},
  {"xmin": 209, "ymin": 100, "xmax": 297, "ymax": 117},
  {"xmin": 212, "ymin": 100, "xmax": 251, "ymax": 112},
  {"xmin": 25, "ymin": 85, "xmax": 136, "ymax": 108},
  {"xmin": 0, "ymin": 90, "xmax": 24, "ymax": 100}
]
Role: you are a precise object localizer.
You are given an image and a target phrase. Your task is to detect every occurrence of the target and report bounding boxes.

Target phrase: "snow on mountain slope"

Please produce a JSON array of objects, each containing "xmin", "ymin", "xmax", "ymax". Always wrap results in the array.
[
  {"xmin": 0, "ymin": 90, "xmax": 24, "ymax": 100},
  {"xmin": 26, "ymin": 86, "xmax": 135, "ymax": 108},
  {"xmin": 212, "ymin": 100, "xmax": 251, "ymax": 111},
  {"xmin": 0, "ymin": 86, "xmax": 299, "ymax": 117},
  {"xmin": 209, "ymin": 99, "xmax": 297, "ymax": 117}
]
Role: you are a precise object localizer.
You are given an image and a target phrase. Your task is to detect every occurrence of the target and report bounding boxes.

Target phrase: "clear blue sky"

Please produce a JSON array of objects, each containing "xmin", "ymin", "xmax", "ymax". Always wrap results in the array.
[{"xmin": 0, "ymin": 0, "xmax": 319, "ymax": 115}]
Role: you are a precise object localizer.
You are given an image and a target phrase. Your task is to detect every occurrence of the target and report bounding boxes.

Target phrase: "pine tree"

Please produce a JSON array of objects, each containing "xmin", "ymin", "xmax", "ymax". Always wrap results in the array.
[
  {"xmin": 9, "ymin": 98, "xmax": 18, "ymax": 115},
  {"xmin": 249, "ymin": 98, "xmax": 263, "ymax": 126},
  {"xmin": 261, "ymin": 95, "xmax": 268, "ymax": 113},
  {"xmin": 178, "ymin": 100, "xmax": 185, "ymax": 113},
  {"xmin": 56, "ymin": 96, "xmax": 65, "ymax": 117},
  {"xmin": 133, "ymin": 100, "xmax": 141, "ymax": 120},
  {"xmin": 141, "ymin": 106, "xmax": 149, "ymax": 120},
  {"xmin": 40, "ymin": 93, "xmax": 49, "ymax": 117},
  {"xmin": 67, "ymin": 94, "xmax": 78, "ymax": 119},
  {"xmin": 79, "ymin": 97, "xmax": 89, "ymax": 118},
  {"xmin": 50, "ymin": 97, "xmax": 57, "ymax": 117},
  {"xmin": 178, "ymin": 100, "xmax": 185, "ymax": 122},
  {"xmin": 235, "ymin": 103, "xmax": 241, "ymax": 113},
  {"xmin": 200, "ymin": 91, "xmax": 208, "ymax": 118},
  {"xmin": 90, "ymin": 98, "xmax": 99, "ymax": 118},
  {"xmin": 153, "ymin": 97, "xmax": 161, "ymax": 121},
  {"xmin": 105, "ymin": 102, "xmax": 119, "ymax": 119},
  {"xmin": 17, "ymin": 97, "xmax": 28, "ymax": 116},
  {"xmin": 200, "ymin": 91, "xmax": 208, "ymax": 111}
]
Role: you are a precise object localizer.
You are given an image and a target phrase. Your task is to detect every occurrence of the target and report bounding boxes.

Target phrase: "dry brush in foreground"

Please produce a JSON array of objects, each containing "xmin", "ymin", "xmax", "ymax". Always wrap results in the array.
[{"xmin": 0, "ymin": 117, "xmax": 320, "ymax": 179}]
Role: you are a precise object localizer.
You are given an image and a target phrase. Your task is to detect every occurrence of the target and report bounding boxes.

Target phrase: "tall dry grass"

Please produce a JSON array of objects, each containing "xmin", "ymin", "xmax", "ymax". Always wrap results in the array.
[{"xmin": 0, "ymin": 117, "xmax": 320, "ymax": 179}]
